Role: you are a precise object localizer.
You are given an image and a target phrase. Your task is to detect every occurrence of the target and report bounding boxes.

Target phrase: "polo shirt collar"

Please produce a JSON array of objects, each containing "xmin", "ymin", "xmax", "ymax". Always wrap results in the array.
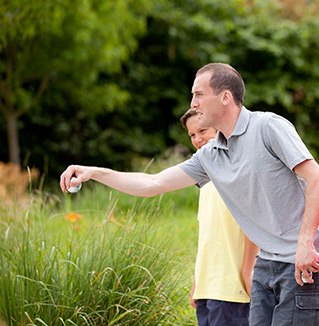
[
  {"xmin": 214, "ymin": 106, "xmax": 250, "ymax": 149},
  {"xmin": 230, "ymin": 106, "xmax": 250, "ymax": 137}
]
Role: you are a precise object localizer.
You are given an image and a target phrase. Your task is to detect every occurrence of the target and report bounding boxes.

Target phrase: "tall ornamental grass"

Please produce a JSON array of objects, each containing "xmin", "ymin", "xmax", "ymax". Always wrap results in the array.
[{"xmin": 0, "ymin": 185, "xmax": 197, "ymax": 326}]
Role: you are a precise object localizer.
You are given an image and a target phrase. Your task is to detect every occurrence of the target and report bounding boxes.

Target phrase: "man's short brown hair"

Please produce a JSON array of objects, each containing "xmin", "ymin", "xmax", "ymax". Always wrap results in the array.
[{"xmin": 196, "ymin": 63, "xmax": 245, "ymax": 107}]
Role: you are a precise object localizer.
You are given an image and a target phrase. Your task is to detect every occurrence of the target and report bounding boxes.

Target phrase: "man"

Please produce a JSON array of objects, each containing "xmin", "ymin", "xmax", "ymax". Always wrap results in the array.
[{"xmin": 60, "ymin": 63, "xmax": 319, "ymax": 326}]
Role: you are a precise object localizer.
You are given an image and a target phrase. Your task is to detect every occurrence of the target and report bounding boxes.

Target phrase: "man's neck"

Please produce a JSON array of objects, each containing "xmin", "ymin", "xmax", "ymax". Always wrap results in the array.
[{"xmin": 218, "ymin": 105, "xmax": 242, "ymax": 139}]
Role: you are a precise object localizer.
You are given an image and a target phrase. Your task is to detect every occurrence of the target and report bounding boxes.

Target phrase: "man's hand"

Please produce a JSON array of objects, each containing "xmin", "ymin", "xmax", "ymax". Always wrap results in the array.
[
  {"xmin": 60, "ymin": 165, "xmax": 91, "ymax": 192},
  {"xmin": 295, "ymin": 243, "xmax": 319, "ymax": 286}
]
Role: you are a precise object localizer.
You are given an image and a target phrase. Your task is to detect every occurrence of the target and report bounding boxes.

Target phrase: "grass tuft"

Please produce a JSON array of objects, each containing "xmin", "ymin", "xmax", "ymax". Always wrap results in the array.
[{"xmin": 0, "ymin": 183, "xmax": 198, "ymax": 325}]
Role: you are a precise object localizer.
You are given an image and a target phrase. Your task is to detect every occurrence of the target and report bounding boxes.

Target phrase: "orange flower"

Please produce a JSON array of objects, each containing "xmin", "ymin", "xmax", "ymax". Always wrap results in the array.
[{"xmin": 64, "ymin": 212, "xmax": 82, "ymax": 224}]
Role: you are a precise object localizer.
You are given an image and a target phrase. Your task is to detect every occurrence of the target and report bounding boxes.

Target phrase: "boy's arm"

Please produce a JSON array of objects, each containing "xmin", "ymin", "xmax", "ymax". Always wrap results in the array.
[
  {"xmin": 60, "ymin": 165, "xmax": 197, "ymax": 197},
  {"xmin": 190, "ymin": 277, "xmax": 197, "ymax": 309},
  {"xmin": 241, "ymin": 235, "xmax": 259, "ymax": 296}
]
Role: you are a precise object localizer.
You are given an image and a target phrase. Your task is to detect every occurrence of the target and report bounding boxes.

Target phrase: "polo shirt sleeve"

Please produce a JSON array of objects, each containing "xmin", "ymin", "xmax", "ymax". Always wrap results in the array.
[
  {"xmin": 178, "ymin": 152, "xmax": 210, "ymax": 188},
  {"xmin": 264, "ymin": 115, "xmax": 313, "ymax": 171}
]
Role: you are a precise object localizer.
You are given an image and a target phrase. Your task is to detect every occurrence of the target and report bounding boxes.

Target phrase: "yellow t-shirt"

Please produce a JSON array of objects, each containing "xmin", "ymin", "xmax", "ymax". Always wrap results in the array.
[{"xmin": 193, "ymin": 182, "xmax": 250, "ymax": 303}]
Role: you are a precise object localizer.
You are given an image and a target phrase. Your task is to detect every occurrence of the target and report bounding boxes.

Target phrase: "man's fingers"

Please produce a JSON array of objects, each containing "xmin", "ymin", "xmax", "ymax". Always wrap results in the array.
[
  {"xmin": 295, "ymin": 270, "xmax": 303, "ymax": 286},
  {"xmin": 312, "ymin": 265, "xmax": 319, "ymax": 271},
  {"xmin": 301, "ymin": 270, "xmax": 314, "ymax": 284},
  {"xmin": 60, "ymin": 174, "xmax": 67, "ymax": 192},
  {"xmin": 313, "ymin": 256, "xmax": 319, "ymax": 270},
  {"xmin": 296, "ymin": 269, "xmax": 315, "ymax": 286},
  {"xmin": 60, "ymin": 165, "xmax": 77, "ymax": 192}
]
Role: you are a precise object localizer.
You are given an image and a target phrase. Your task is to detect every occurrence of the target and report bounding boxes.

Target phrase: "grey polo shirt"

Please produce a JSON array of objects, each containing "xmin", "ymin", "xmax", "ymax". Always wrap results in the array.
[{"xmin": 179, "ymin": 107, "xmax": 318, "ymax": 263}]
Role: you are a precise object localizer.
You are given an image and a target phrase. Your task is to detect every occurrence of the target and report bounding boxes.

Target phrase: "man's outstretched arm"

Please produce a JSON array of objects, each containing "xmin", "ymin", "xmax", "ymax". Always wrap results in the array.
[{"xmin": 60, "ymin": 165, "xmax": 197, "ymax": 197}]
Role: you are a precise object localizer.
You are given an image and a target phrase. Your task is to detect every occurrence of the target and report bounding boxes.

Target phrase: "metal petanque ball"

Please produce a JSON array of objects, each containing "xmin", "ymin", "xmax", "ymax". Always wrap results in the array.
[{"xmin": 67, "ymin": 177, "xmax": 82, "ymax": 193}]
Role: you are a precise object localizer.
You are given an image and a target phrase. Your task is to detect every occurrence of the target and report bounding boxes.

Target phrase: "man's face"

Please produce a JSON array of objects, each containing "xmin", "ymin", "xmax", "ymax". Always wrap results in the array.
[{"xmin": 190, "ymin": 72, "xmax": 222, "ymax": 128}]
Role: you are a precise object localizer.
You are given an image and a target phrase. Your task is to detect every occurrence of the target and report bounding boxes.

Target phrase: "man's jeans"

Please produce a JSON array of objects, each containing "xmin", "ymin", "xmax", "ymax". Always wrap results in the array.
[{"xmin": 250, "ymin": 256, "xmax": 319, "ymax": 326}]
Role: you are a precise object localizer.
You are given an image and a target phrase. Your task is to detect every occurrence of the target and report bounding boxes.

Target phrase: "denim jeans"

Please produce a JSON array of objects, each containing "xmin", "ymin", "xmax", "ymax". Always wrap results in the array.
[{"xmin": 250, "ymin": 256, "xmax": 319, "ymax": 326}]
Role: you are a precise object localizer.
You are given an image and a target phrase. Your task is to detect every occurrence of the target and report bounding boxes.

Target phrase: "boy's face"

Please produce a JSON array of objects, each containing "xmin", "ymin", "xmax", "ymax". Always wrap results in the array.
[{"xmin": 186, "ymin": 115, "xmax": 217, "ymax": 150}]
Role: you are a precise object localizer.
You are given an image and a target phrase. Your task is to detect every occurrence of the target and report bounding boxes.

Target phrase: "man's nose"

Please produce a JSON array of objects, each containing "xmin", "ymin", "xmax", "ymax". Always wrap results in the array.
[{"xmin": 191, "ymin": 96, "xmax": 198, "ymax": 108}]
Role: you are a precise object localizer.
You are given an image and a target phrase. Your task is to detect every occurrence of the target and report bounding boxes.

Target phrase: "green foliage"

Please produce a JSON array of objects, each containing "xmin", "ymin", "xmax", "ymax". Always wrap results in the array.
[
  {"xmin": 0, "ymin": 0, "xmax": 152, "ymax": 165},
  {"xmin": 114, "ymin": 0, "xmax": 319, "ymax": 160},
  {"xmin": 0, "ymin": 0, "xmax": 149, "ymax": 109},
  {"xmin": 0, "ymin": 186, "xmax": 198, "ymax": 325}
]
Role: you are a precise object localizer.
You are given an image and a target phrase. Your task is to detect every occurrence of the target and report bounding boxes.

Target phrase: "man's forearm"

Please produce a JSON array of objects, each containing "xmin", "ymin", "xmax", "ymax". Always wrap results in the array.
[
  {"xmin": 297, "ymin": 177, "xmax": 319, "ymax": 248},
  {"xmin": 89, "ymin": 167, "xmax": 168, "ymax": 197},
  {"xmin": 293, "ymin": 159, "xmax": 319, "ymax": 284}
]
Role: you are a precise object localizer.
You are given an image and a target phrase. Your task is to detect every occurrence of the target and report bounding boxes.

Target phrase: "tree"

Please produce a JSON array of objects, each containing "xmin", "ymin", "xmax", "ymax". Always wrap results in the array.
[{"xmin": 0, "ymin": 0, "xmax": 151, "ymax": 165}]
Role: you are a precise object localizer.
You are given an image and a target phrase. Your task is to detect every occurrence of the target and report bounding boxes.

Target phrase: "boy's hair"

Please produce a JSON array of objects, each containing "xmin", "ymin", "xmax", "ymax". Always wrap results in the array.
[
  {"xmin": 196, "ymin": 63, "xmax": 245, "ymax": 107},
  {"xmin": 180, "ymin": 108, "xmax": 197, "ymax": 130}
]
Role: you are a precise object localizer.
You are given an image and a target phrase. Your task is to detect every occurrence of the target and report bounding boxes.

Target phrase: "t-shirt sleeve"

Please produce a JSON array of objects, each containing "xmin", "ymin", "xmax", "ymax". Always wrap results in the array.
[
  {"xmin": 264, "ymin": 115, "xmax": 313, "ymax": 171},
  {"xmin": 178, "ymin": 152, "xmax": 210, "ymax": 188}
]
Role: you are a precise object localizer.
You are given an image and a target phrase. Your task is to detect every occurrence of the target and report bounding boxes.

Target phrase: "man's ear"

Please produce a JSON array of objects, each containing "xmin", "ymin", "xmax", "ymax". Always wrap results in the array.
[{"xmin": 221, "ymin": 90, "xmax": 232, "ymax": 104}]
